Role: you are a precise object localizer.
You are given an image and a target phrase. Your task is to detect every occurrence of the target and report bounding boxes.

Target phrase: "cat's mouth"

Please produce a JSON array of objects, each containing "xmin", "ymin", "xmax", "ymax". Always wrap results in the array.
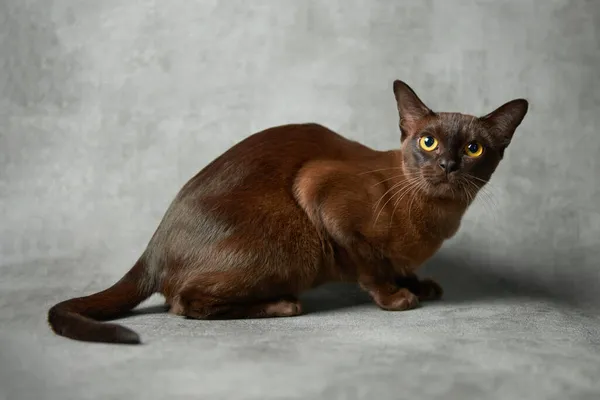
[
  {"xmin": 426, "ymin": 174, "xmax": 452, "ymax": 184},
  {"xmin": 401, "ymin": 161, "xmax": 470, "ymax": 199},
  {"xmin": 423, "ymin": 172, "xmax": 457, "ymax": 185},
  {"xmin": 421, "ymin": 174, "xmax": 463, "ymax": 198}
]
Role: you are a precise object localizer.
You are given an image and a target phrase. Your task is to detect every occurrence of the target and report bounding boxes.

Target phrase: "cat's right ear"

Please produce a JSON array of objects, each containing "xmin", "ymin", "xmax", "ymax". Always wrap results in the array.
[{"xmin": 393, "ymin": 80, "xmax": 434, "ymax": 140}]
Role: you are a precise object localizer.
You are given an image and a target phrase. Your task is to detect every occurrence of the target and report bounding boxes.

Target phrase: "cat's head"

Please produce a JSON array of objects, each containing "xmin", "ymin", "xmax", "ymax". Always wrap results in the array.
[{"xmin": 393, "ymin": 80, "xmax": 528, "ymax": 200}]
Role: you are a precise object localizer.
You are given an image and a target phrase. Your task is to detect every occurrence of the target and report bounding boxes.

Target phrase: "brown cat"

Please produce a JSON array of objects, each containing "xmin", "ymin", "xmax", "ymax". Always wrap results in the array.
[{"xmin": 47, "ymin": 80, "xmax": 528, "ymax": 344}]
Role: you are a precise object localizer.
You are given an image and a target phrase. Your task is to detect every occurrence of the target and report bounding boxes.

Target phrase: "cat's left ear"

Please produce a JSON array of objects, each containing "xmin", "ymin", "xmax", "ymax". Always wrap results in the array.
[{"xmin": 479, "ymin": 99, "xmax": 529, "ymax": 147}]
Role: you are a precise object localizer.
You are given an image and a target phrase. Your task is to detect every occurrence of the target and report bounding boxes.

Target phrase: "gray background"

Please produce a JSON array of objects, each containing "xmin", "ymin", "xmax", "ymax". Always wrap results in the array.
[{"xmin": 1, "ymin": 1, "xmax": 599, "ymax": 399}]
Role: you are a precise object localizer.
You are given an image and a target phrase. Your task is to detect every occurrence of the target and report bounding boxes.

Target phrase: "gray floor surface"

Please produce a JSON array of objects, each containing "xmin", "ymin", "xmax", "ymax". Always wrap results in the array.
[
  {"xmin": 1, "ymin": 1, "xmax": 599, "ymax": 399},
  {"xmin": 2, "ymin": 255, "xmax": 600, "ymax": 399}
]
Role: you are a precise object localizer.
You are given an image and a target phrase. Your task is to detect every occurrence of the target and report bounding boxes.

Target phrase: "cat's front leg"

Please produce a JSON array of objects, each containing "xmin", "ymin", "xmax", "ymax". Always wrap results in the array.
[
  {"xmin": 358, "ymin": 275, "xmax": 419, "ymax": 311},
  {"xmin": 394, "ymin": 275, "xmax": 443, "ymax": 301}
]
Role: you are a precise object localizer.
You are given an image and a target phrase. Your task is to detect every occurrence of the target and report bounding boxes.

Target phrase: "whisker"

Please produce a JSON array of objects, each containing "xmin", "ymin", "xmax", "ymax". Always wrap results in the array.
[
  {"xmin": 460, "ymin": 185, "xmax": 468, "ymax": 205},
  {"xmin": 367, "ymin": 168, "xmax": 432, "ymax": 187},
  {"xmin": 463, "ymin": 173, "xmax": 493, "ymax": 188},
  {"xmin": 372, "ymin": 179, "xmax": 414, "ymax": 214},
  {"xmin": 407, "ymin": 179, "xmax": 428, "ymax": 224},
  {"xmin": 358, "ymin": 166, "xmax": 404, "ymax": 175},
  {"xmin": 464, "ymin": 182, "xmax": 475, "ymax": 205},
  {"xmin": 461, "ymin": 177, "xmax": 498, "ymax": 222},
  {"xmin": 372, "ymin": 176, "xmax": 421, "ymax": 226},
  {"xmin": 370, "ymin": 174, "xmax": 405, "ymax": 187},
  {"xmin": 388, "ymin": 180, "xmax": 422, "ymax": 225},
  {"xmin": 463, "ymin": 177, "xmax": 498, "ymax": 210}
]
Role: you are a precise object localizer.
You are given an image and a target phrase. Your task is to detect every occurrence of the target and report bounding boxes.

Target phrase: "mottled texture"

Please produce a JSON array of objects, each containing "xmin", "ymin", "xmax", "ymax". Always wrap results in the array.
[{"xmin": 1, "ymin": 0, "xmax": 599, "ymax": 399}]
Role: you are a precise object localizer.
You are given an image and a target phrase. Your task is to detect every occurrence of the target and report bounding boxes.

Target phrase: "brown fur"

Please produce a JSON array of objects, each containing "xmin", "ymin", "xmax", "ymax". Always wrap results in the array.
[{"xmin": 47, "ymin": 80, "xmax": 528, "ymax": 344}]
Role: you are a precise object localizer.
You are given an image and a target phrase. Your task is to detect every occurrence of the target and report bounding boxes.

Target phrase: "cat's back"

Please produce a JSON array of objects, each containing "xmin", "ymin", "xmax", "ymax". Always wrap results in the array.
[{"xmin": 180, "ymin": 123, "xmax": 370, "ymax": 198}]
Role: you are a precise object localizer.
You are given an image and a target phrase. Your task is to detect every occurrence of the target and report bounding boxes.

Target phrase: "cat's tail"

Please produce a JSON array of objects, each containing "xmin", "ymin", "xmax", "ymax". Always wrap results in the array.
[{"xmin": 47, "ymin": 256, "xmax": 155, "ymax": 345}]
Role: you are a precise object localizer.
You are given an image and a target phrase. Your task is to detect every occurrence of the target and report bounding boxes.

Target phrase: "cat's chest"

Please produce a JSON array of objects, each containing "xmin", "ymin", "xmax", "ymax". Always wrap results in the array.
[{"xmin": 388, "ymin": 208, "xmax": 463, "ymax": 268}]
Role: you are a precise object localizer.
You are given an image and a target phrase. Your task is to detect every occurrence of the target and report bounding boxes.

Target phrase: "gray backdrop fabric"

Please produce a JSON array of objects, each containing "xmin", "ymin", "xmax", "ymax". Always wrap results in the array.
[{"xmin": 1, "ymin": 1, "xmax": 599, "ymax": 399}]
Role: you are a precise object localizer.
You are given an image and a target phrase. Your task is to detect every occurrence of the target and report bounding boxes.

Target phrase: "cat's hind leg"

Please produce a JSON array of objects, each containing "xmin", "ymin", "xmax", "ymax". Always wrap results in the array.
[
  {"xmin": 169, "ymin": 272, "xmax": 303, "ymax": 320},
  {"xmin": 180, "ymin": 296, "xmax": 302, "ymax": 320}
]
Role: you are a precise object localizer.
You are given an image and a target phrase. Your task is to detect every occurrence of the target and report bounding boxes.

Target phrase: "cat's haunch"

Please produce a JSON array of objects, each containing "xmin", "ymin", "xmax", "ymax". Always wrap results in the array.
[{"xmin": 48, "ymin": 80, "xmax": 528, "ymax": 344}]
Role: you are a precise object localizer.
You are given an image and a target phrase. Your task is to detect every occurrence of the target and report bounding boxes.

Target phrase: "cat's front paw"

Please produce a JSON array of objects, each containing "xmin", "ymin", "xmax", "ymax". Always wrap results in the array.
[
  {"xmin": 373, "ymin": 288, "xmax": 419, "ymax": 311},
  {"xmin": 395, "ymin": 275, "xmax": 443, "ymax": 301},
  {"xmin": 417, "ymin": 278, "xmax": 443, "ymax": 301}
]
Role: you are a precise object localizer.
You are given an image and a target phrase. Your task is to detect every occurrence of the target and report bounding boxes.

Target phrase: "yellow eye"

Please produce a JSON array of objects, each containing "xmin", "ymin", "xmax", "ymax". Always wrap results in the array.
[
  {"xmin": 419, "ymin": 135, "xmax": 438, "ymax": 151},
  {"xmin": 464, "ymin": 142, "xmax": 484, "ymax": 157}
]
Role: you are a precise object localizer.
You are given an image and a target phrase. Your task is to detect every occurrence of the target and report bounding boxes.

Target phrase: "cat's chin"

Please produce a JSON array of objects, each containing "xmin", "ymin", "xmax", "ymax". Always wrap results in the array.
[{"xmin": 421, "ymin": 177, "xmax": 463, "ymax": 200}]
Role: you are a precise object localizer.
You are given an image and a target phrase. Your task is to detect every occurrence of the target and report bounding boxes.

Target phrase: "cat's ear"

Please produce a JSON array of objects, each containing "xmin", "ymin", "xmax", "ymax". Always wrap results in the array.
[
  {"xmin": 393, "ymin": 80, "xmax": 434, "ymax": 138},
  {"xmin": 479, "ymin": 99, "xmax": 529, "ymax": 146}
]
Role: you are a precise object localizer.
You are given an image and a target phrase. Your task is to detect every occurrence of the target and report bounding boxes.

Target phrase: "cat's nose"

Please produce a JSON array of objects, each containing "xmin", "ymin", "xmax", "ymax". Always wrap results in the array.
[{"xmin": 438, "ymin": 159, "xmax": 459, "ymax": 174}]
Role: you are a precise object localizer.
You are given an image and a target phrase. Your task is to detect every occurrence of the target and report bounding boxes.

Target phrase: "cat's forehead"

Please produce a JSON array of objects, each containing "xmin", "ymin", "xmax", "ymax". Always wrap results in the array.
[{"xmin": 424, "ymin": 112, "xmax": 482, "ymax": 137}]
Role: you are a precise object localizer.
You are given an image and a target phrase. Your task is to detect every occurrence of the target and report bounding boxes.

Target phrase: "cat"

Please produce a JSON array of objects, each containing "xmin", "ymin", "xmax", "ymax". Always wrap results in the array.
[{"xmin": 47, "ymin": 80, "xmax": 528, "ymax": 344}]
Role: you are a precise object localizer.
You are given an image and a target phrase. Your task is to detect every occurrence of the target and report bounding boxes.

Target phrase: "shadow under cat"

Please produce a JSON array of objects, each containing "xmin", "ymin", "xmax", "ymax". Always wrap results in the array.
[
  {"xmin": 128, "ymin": 247, "xmax": 591, "ymax": 319},
  {"xmin": 299, "ymin": 253, "xmax": 587, "ymax": 315}
]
